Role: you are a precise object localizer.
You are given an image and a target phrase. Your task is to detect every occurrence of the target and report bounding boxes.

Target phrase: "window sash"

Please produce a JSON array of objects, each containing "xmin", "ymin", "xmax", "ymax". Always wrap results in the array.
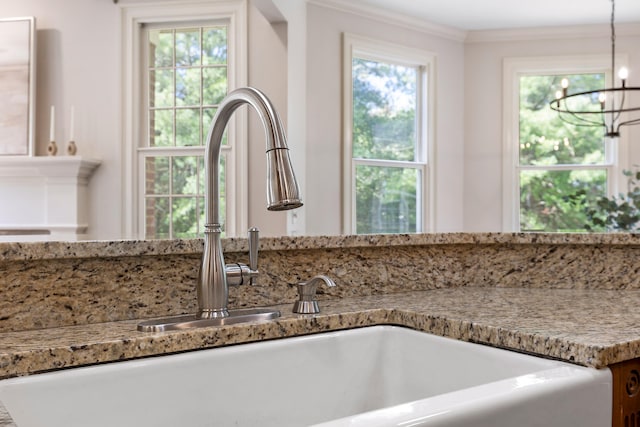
[
  {"xmin": 351, "ymin": 159, "xmax": 427, "ymax": 233},
  {"xmin": 502, "ymin": 55, "xmax": 629, "ymax": 232},
  {"xmin": 343, "ymin": 33, "xmax": 434, "ymax": 235},
  {"xmin": 121, "ymin": 1, "xmax": 247, "ymax": 239},
  {"xmin": 139, "ymin": 146, "xmax": 231, "ymax": 238},
  {"xmin": 140, "ymin": 22, "xmax": 228, "ymax": 239}
]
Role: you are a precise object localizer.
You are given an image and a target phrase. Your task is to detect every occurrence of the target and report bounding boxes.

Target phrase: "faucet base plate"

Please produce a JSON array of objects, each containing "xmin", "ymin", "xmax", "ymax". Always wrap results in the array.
[{"xmin": 137, "ymin": 308, "xmax": 280, "ymax": 332}]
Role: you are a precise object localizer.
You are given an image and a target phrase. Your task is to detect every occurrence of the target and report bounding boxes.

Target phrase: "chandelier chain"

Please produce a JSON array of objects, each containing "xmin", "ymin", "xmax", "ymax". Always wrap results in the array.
[{"xmin": 611, "ymin": 0, "xmax": 616, "ymax": 89}]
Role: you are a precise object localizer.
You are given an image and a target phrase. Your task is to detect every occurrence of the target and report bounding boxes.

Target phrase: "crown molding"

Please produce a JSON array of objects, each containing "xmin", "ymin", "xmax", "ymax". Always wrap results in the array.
[
  {"xmin": 308, "ymin": 0, "xmax": 467, "ymax": 42},
  {"xmin": 466, "ymin": 22, "xmax": 640, "ymax": 43}
]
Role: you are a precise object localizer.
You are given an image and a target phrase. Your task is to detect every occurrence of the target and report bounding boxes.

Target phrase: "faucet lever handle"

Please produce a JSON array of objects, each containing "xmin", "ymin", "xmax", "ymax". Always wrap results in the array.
[{"xmin": 248, "ymin": 227, "xmax": 259, "ymax": 286}]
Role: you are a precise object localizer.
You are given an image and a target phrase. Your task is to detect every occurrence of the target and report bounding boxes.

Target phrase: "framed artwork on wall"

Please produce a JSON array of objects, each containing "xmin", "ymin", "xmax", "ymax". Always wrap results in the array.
[{"xmin": 0, "ymin": 17, "xmax": 36, "ymax": 156}]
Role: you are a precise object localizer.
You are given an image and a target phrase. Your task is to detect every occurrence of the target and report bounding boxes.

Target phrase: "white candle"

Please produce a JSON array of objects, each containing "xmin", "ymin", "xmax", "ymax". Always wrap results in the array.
[
  {"xmin": 49, "ymin": 105, "xmax": 55, "ymax": 142},
  {"xmin": 69, "ymin": 106, "xmax": 75, "ymax": 142}
]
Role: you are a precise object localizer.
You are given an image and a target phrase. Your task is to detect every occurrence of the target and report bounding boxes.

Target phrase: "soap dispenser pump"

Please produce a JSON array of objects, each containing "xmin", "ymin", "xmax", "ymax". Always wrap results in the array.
[{"xmin": 292, "ymin": 275, "xmax": 336, "ymax": 314}]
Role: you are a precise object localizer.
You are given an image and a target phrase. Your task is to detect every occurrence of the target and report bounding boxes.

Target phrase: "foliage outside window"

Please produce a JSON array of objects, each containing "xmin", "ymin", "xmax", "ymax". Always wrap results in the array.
[
  {"xmin": 142, "ymin": 24, "xmax": 229, "ymax": 239},
  {"xmin": 584, "ymin": 167, "xmax": 640, "ymax": 231},
  {"xmin": 345, "ymin": 35, "xmax": 431, "ymax": 235},
  {"xmin": 518, "ymin": 73, "xmax": 611, "ymax": 232}
]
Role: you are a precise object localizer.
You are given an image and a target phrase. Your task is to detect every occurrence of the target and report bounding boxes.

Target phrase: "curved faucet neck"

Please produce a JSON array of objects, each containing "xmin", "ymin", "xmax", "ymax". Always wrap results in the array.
[{"xmin": 204, "ymin": 87, "xmax": 289, "ymax": 226}]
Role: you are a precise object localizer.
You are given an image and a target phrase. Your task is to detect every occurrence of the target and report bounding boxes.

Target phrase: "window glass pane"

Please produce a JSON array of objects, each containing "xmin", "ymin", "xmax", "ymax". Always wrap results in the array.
[
  {"xmin": 519, "ymin": 74, "xmax": 605, "ymax": 166},
  {"xmin": 172, "ymin": 197, "xmax": 198, "ymax": 238},
  {"xmin": 175, "ymin": 28, "xmax": 200, "ymax": 66},
  {"xmin": 175, "ymin": 67, "xmax": 201, "ymax": 107},
  {"xmin": 203, "ymin": 27, "xmax": 227, "ymax": 65},
  {"xmin": 202, "ymin": 107, "xmax": 216, "ymax": 145},
  {"xmin": 203, "ymin": 67, "xmax": 227, "ymax": 105},
  {"xmin": 149, "ymin": 109, "xmax": 173, "ymax": 147},
  {"xmin": 146, "ymin": 197, "xmax": 170, "ymax": 239},
  {"xmin": 148, "ymin": 29, "xmax": 173, "ymax": 68},
  {"xmin": 352, "ymin": 57, "xmax": 417, "ymax": 161},
  {"xmin": 151, "ymin": 69, "xmax": 174, "ymax": 108},
  {"xmin": 520, "ymin": 169, "xmax": 607, "ymax": 232},
  {"xmin": 172, "ymin": 156, "xmax": 198, "ymax": 195},
  {"xmin": 198, "ymin": 156, "xmax": 205, "ymax": 196},
  {"xmin": 142, "ymin": 22, "xmax": 230, "ymax": 240},
  {"xmin": 145, "ymin": 156, "xmax": 170, "ymax": 194},
  {"xmin": 355, "ymin": 165, "xmax": 419, "ymax": 234},
  {"xmin": 175, "ymin": 108, "xmax": 200, "ymax": 146}
]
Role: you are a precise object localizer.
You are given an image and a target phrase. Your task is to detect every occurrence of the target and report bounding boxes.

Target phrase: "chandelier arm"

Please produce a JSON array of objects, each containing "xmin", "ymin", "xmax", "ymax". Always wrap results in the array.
[
  {"xmin": 549, "ymin": 0, "xmax": 640, "ymax": 137},
  {"xmin": 557, "ymin": 112, "xmax": 607, "ymax": 129},
  {"xmin": 552, "ymin": 99, "xmax": 606, "ymax": 119},
  {"xmin": 612, "ymin": 88, "xmax": 626, "ymax": 123},
  {"xmin": 564, "ymin": 107, "xmax": 607, "ymax": 127},
  {"xmin": 617, "ymin": 117, "xmax": 640, "ymax": 128}
]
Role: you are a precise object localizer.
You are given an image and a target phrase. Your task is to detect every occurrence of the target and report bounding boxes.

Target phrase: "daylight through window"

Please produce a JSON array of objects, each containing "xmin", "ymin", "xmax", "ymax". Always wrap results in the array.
[
  {"xmin": 344, "ymin": 35, "xmax": 432, "ymax": 235},
  {"xmin": 141, "ymin": 24, "xmax": 229, "ymax": 239},
  {"xmin": 518, "ymin": 73, "xmax": 611, "ymax": 232}
]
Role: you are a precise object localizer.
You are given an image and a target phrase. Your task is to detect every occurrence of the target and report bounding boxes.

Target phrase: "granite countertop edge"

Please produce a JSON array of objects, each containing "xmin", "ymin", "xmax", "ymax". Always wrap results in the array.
[
  {"xmin": 2, "ymin": 288, "xmax": 638, "ymax": 381},
  {"xmin": 3, "ymin": 232, "xmax": 640, "ymax": 261}
]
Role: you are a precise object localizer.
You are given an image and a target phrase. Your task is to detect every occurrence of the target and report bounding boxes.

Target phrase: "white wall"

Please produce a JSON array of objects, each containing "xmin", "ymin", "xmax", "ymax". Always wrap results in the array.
[
  {"xmin": 1, "ymin": 0, "xmax": 121, "ymax": 240},
  {"xmin": 3, "ymin": 1, "xmax": 638, "ymax": 239},
  {"xmin": 464, "ymin": 25, "xmax": 640, "ymax": 231},
  {"xmin": 1, "ymin": 0, "xmax": 294, "ymax": 240},
  {"xmin": 246, "ymin": 3, "xmax": 290, "ymax": 236}
]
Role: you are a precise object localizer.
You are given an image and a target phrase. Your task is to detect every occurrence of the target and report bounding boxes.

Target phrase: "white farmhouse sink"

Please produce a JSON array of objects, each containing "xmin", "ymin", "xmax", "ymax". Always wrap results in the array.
[{"xmin": 0, "ymin": 326, "xmax": 611, "ymax": 427}]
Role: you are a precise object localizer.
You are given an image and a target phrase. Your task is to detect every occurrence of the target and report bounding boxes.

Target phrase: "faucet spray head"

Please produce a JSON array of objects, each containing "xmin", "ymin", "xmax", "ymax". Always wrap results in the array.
[
  {"xmin": 264, "ymin": 104, "xmax": 303, "ymax": 211},
  {"xmin": 266, "ymin": 147, "xmax": 303, "ymax": 211}
]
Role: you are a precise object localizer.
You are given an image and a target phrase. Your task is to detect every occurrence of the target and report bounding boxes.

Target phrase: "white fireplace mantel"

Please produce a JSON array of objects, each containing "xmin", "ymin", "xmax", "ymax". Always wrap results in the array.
[{"xmin": 0, "ymin": 156, "xmax": 101, "ymax": 241}]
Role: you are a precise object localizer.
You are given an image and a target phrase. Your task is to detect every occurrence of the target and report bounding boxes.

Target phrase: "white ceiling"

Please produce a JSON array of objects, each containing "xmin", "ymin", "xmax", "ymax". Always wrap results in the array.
[{"xmin": 350, "ymin": 0, "xmax": 640, "ymax": 31}]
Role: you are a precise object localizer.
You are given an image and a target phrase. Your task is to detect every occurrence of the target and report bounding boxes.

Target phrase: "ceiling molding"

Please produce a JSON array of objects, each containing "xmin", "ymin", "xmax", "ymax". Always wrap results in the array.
[
  {"xmin": 308, "ymin": 0, "xmax": 468, "ymax": 42},
  {"xmin": 465, "ymin": 22, "xmax": 640, "ymax": 43}
]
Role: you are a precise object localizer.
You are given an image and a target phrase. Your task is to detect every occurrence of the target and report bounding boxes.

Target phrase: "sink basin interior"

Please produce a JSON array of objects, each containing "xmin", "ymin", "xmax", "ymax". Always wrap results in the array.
[{"xmin": 0, "ymin": 325, "xmax": 612, "ymax": 427}]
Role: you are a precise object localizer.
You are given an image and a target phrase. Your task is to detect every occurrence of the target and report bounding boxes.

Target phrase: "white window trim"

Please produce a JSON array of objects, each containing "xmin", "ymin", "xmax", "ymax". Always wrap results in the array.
[
  {"xmin": 502, "ymin": 54, "xmax": 629, "ymax": 232},
  {"xmin": 342, "ymin": 33, "xmax": 435, "ymax": 234},
  {"xmin": 120, "ymin": 0, "xmax": 247, "ymax": 239}
]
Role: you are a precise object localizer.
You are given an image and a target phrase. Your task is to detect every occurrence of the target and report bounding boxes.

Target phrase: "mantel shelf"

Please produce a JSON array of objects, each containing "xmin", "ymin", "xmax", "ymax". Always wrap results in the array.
[
  {"xmin": 0, "ymin": 156, "xmax": 102, "ymax": 241},
  {"xmin": 0, "ymin": 156, "xmax": 101, "ymax": 179}
]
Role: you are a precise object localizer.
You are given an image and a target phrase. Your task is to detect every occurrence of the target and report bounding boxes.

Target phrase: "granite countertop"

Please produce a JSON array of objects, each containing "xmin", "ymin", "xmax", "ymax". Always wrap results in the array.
[
  {"xmin": 3, "ymin": 231, "xmax": 640, "ymax": 262},
  {"xmin": 1, "ymin": 286, "xmax": 639, "ymax": 381},
  {"xmin": 3, "ymin": 233, "xmax": 640, "ymax": 425},
  {"xmin": 2, "ymin": 286, "xmax": 639, "ymax": 426}
]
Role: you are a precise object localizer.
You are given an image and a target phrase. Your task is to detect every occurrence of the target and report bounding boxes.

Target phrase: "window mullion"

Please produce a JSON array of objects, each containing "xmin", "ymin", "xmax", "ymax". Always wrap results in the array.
[
  {"xmin": 353, "ymin": 158, "xmax": 425, "ymax": 169},
  {"xmin": 172, "ymin": 29, "xmax": 177, "ymax": 148},
  {"xmin": 168, "ymin": 155, "xmax": 173, "ymax": 239},
  {"xmin": 517, "ymin": 163, "xmax": 612, "ymax": 171}
]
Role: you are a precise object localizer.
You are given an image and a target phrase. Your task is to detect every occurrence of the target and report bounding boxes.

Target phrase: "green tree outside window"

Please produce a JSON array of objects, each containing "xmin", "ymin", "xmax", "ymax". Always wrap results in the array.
[
  {"xmin": 519, "ymin": 74, "xmax": 608, "ymax": 232},
  {"xmin": 352, "ymin": 57, "xmax": 423, "ymax": 234}
]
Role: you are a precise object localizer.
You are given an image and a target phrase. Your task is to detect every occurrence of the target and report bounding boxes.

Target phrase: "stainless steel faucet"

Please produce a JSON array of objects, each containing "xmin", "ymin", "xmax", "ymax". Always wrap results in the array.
[
  {"xmin": 198, "ymin": 87, "xmax": 303, "ymax": 319},
  {"xmin": 138, "ymin": 87, "xmax": 302, "ymax": 332}
]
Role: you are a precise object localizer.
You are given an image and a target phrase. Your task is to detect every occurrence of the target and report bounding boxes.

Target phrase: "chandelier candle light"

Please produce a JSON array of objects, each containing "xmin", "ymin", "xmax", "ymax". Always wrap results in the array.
[{"xmin": 550, "ymin": 0, "xmax": 640, "ymax": 138}]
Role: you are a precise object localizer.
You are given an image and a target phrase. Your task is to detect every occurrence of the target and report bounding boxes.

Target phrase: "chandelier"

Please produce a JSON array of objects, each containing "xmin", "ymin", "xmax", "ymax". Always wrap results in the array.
[{"xmin": 550, "ymin": 0, "xmax": 640, "ymax": 138}]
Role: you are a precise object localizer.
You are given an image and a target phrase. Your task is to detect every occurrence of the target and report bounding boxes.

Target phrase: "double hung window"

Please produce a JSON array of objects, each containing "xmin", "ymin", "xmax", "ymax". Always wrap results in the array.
[
  {"xmin": 142, "ymin": 23, "xmax": 229, "ymax": 239},
  {"xmin": 121, "ymin": 2, "xmax": 246, "ymax": 240},
  {"xmin": 503, "ymin": 56, "xmax": 624, "ymax": 232},
  {"xmin": 343, "ymin": 34, "xmax": 434, "ymax": 234}
]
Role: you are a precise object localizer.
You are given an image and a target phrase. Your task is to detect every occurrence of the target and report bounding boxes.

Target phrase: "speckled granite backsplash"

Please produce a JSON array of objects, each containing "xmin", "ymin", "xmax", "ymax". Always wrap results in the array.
[{"xmin": 2, "ymin": 233, "xmax": 640, "ymax": 333}]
